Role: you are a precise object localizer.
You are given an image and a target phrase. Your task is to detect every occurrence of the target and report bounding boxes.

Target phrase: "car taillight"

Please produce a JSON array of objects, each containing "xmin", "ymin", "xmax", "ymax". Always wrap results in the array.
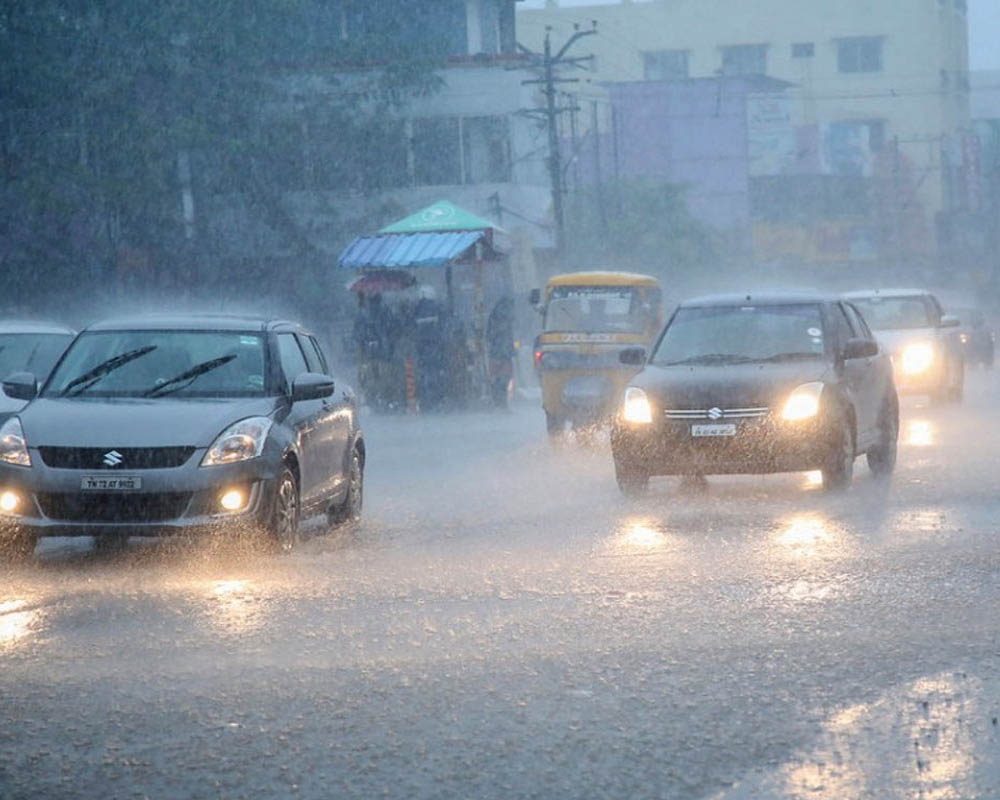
[{"xmin": 533, "ymin": 349, "xmax": 543, "ymax": 369}]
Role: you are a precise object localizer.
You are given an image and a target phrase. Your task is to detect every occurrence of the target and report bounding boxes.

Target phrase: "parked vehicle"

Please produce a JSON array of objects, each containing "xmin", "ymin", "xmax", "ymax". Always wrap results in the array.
[
  {"xmin": 844, "ymin": 289, "xmax": 964, "ymax": 403},
  {"xmin": 0, "ymin": 321, "xmax": 76, "ymax": 425},
  {"xmin": 611, "ymin": 292, "xmax": 898, "ymax": 495},
  {"xmin": 952, "ymin": 307, "xmax": 994, "ymax": 368},
  {"xmin": 530, "ymin": 271, "xmax": 662, "ymax": 436},
  {"xmin": 0, "ymin": 314, "xmax": 364, "ymax": 559}
]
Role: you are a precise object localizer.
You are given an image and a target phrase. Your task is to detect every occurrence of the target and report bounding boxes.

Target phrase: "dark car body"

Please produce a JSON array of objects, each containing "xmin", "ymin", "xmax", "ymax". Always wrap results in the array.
[
  {"xmin": 611, "ymin": 292, "xmax": 898, "ymax": 492},
  {"xmin": 843, "ymin": 289, "xmax": 965, "ymax": 401},
  {"xmin": 0, "ymin": 315, "xmax": 363, "ymax": 552},
  {"xmin": 952, "ymin": 307, "xmax": 994, "ymax": 367},
  {"xmin": 0, "ymin": 321, "xmax": 75, "ymax": 425}
]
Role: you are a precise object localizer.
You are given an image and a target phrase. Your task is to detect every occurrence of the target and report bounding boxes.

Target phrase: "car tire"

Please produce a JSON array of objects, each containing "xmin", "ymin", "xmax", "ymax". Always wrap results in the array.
[
  {"xmin": 265, "ymin": 467, "xmax": 300, "ymax": 554},
  {"xmin": 866, "ymin": 396, "xmax": 898, "ymax": 478},
  {"xmin": 821, "ymin": 413, "xmax": 854, "ymax": 492},
  {"xmin": 0, "ymin": 525, "xmax": 36, "ymax": 564},
  {"xmin": 328, "ymin": 448, "xmax": 363, "ymax": 529},
  {"xmin": 615, "ymin": 458, "xmax": 649, "ymax": 496},
  {"xmin": 545, "ymin": 412, "xmax": 564, "ymax": 438}
]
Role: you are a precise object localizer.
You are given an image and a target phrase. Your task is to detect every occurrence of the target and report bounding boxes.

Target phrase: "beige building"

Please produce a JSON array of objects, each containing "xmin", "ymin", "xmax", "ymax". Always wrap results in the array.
[{"xmin": 519, "ymin": 0, "xmax": 972, "ymax": 261}]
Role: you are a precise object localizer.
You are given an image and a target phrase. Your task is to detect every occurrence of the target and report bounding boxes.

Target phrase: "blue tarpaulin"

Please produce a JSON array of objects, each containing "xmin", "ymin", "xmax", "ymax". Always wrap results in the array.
[{"xmin": 338, "ymin": 231, "xmax": 484, "ymax": 270}]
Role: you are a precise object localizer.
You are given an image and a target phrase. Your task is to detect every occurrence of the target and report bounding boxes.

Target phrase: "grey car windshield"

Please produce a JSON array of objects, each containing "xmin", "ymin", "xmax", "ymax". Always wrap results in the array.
[
  {"xmin": 43, "ymin": 331, "xmax": 268, "ymax": 398},
  {"xmin": 652, "ymin": 303, "xmax": 826, "ymax": 365},
  {"xmin": 851, "ymin": 296, "xmax": 934, "ymax": 330},
  {"xmin": 544, "ymin": 286, "xmax": 645, "ymax": 333},
  {"xmin": 0, "ymin": 333, "xmax": 73, "ymax": 381}
]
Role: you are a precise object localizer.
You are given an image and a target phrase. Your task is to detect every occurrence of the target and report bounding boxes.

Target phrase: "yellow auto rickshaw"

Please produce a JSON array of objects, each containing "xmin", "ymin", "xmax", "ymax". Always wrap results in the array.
[{"xmin": 530, "ymin": 271, "xmax": 663, "ymax": 436}]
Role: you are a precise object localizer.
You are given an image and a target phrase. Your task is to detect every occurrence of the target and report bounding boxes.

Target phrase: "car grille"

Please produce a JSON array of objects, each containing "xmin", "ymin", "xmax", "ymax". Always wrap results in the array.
[
  {"xmin": 35, "ymin": 492, "xmax": 193, "ymax": 523},
  {"xmin": 37, "ymin": 447, "xmax": 196, "ymax": 470},
  {"xmin": 663, "ymin": 407, "xmax": 770, "ymax": 420}
]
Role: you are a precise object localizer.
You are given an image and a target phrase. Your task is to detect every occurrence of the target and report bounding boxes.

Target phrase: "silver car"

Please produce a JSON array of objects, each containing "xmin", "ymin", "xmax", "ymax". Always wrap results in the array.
[{"xmin": 0, "ymin": 314, "xmax": 364, "ymax": 559}]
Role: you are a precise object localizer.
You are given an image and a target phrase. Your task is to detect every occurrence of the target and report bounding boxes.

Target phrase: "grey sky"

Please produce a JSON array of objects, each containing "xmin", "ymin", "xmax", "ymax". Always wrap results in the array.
[{"xmin": 519, "ymin": 0, "xmax": 1000, "ymax": 70}]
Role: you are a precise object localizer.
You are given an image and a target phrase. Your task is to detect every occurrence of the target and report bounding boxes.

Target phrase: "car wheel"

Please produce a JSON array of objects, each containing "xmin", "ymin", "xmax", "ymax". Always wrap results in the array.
[
  {"xmin": 615, "ymin": 458, "xmax": 649, "ymax": 496},
  {"xmin": 0, "ymin": 525, "xmax": 36, "ymax": 564},
  {"xmin": 866, "ymin": 397, "xmax": 898, "ymax": 478},
  {"xmin": 265, "ymin": 467, "xmax": 300, "ymax": 553},
  {"xmin": 328, "ymin": 448, "xmax": 363, "ymax": 529},
  {"xmin": 821, "ymin": 413, "xmax": 854, "ymax": 492}
]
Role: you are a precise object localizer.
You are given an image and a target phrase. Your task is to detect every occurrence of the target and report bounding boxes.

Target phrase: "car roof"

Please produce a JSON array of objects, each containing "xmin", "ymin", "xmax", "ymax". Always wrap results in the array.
[
  {"xmin": 679, "ymin": 290, "xmax": 837, "ymax": 307},
  {"xmin": 547, "ymin": 271, "xmax": 660, "ymax": 288},
  {"xmin": 843, "ymin": 288, "xmax": 934, "ymax": 300},
  {"xmin": 0, "ymin": 320, "xmax": 76, "ymax": 335},
  {"xmin": 83, "ymin": 314, "xmax": 305, "ymax": 333}
]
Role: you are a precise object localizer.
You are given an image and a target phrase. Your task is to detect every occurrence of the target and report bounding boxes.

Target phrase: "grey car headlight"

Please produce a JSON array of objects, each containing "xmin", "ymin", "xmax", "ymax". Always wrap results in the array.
[
  {"xmin": 201, "ymin": 417, "xmax": 273, "ymax": 467},
  {"xmin": 0, "ymin": 417, "xmax": 31, "ymax": 467}
]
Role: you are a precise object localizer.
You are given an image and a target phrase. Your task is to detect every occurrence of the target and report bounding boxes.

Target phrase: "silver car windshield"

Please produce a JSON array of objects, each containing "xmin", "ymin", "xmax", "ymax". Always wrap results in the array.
[
  {"xmin": 851, "ymin": 296, "xmax": 934, "ymax": 330},
  {"xmin": 652, "ymin": 303, "xmax": 827, "ymax": 366},
  {"xmin": 43, "ymin": 331, "xmax": 268, "ymax": 398},
  {"xmin": 0, "ymin": 333, "xmax": 73, "ymax": 381}
]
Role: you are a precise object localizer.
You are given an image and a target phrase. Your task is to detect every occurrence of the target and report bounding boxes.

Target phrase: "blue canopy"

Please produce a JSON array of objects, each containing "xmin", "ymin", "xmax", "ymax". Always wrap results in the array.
[{"xmin": 338, "ymin": 231, "xmax": 484, "ymax": 270}]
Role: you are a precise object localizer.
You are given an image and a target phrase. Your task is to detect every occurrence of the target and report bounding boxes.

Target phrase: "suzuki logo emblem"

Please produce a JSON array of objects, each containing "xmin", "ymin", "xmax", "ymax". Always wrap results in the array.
[
  {"xmin": 707, "ymin": 407, "xmax": 724, "ymax": 420},
  {"xmin": 103, "ymin": 450, "xmax": 124, "ymax": 467}
]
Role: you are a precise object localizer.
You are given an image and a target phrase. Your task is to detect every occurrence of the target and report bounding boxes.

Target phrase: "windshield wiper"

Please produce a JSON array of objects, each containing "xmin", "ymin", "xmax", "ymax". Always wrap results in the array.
[
  {"xmin": 661, "ymin": 353, "xmax": 755, "ymax": 366},
  {"xmin": 60, "ymin": 346, "xmax": 157, "ymax": 397},
  {"xmin": 755, "ymin": 352, "xmax": 822, "ymax": 363},
  {"xmin": 143, "ymin": 354, "xmax": 237, "ymax": 397}
]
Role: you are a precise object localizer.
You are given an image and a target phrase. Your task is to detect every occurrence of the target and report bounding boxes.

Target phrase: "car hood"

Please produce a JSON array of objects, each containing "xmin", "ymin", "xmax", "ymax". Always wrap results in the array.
[
  {"xmin": 872, "ymin": 328, "xmax": 940, "ymax": 353},
  {"xmin": 633, "ymin": 361, "xmax": 831, "ymax": 410},
  {"xmin": 19, "ymin": 397, "xmax": 280, "ymax": 448}
]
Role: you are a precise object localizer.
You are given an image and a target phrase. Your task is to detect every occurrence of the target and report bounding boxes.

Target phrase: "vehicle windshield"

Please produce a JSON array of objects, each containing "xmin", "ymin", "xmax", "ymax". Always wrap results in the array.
[
  {"xmin": 0, "ymin": 333, "xmax": 73, "ymax": 381},
  {"xmin": 851, "ymin": 296, "xmax": 935, "ymax": 330},
  {"xmin": 43, "ymin": 330, "xmax": 268, "ymax": 398},
  {"xmin": 652, "ymin": 303, "xmax": 827, "ymax": 366},
  {"xmin": 544, "ymin": 286, "xmax": 648, "ymax": 333}
]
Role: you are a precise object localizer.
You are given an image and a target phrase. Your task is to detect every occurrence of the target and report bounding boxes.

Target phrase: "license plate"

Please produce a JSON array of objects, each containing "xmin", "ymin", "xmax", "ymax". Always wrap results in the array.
[
  {"xmin": 80, "ymin": 476, "xmax": 142, "ymax": 491},
  {"xmin": 691, "ymin": 424, "xmax": 737, "ymax": 437}
]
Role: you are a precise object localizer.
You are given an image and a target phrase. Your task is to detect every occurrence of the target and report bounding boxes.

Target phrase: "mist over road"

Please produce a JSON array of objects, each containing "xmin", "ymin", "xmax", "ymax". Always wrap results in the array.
[{"xmin": 3, "ymin": 371, "xmax": 1000, "ymax": 799}]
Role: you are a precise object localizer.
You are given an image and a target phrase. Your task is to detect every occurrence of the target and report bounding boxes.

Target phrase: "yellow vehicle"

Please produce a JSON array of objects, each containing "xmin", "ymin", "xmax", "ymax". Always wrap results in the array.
[{"xmin": 531, "ymin": 271, "xmax": 663, "ymax": 436}]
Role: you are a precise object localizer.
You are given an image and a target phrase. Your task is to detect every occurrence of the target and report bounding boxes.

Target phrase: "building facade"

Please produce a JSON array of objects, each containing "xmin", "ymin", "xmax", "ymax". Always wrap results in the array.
[{"xmin": 519, "ymin": 0, "xmax": 972, "ymax": 270}]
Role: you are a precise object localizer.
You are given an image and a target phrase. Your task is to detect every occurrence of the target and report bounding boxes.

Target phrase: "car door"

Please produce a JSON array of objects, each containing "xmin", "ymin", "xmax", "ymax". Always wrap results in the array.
[
  {"xmin": 836, "ymin": 302, "xmax": 880, "ymax": 449},
  {"xmin": 297, "ymin": 333, "xmax": 348, "ymax": 500},
  {"xmin": 276, "ymin": 332, "xmax": 324, "ymax": 509}
]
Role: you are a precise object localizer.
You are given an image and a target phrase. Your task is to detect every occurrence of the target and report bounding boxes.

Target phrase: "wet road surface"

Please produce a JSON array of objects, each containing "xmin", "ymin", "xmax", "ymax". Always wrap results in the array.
[{"xmin": 3, "ymin": 371, "xmax": 1000, "ymax": 799}]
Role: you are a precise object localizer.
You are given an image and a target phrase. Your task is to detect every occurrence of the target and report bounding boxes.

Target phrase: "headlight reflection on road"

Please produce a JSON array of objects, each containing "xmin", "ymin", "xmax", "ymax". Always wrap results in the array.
[
  {"xmin": 0, "ymin": 598, "xmax": 43, "ymax": 652},
  {"xmin": 205, "ymin": 579, "xmax": 264, "ymax": 636},
  {"xmin": 773, "ymin": 513, "xmax": 852, "ymax": 560},
  {"xmin": 906, "ymin": 420, "xmax": 934, "ymax": 447},
  {"xmin": 611, "ymin": 517, "xmax": 674, "ymax": 554}
]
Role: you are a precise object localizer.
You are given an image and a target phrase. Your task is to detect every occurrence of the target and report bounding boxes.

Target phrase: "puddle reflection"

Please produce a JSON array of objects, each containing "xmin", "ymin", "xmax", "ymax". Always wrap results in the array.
[
  {"xmin": 204, "ymin": 579, "xmax": 266, "ymax": 636},
  {"xmin": 773, "ymin": 513, "xmax": 853, "ymax": 560},
  {"xmin": 906, "ymin": 419, "xmax": 934, "ymax": 447},
  {"xmin": 0, "ymin": 598, "xmax": 44, "ymax": 652},
  {"xmin": 608, "ymin": 517, "xmax": 678, "ymax": 556}
]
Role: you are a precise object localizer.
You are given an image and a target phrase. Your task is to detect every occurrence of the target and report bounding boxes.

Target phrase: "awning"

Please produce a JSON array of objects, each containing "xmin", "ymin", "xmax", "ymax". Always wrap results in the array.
[{"xmin": 338, "ymin": 231, "xmax": 484, "ymax": 270}]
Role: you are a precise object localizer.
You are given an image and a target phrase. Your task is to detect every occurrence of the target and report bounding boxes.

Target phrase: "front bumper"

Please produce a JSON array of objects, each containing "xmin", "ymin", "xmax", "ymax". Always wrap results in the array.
[
  {"xmin": 0, "ymin": 452, "xmax": 279, "ymax": 537},
  {"xmin": 611, "ymin": 414, "xmax": 831, "ymax": 476}
]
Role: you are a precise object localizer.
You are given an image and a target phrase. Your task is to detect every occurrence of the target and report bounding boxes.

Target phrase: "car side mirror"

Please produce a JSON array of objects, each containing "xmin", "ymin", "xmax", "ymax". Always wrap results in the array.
[
  {"xmin": 292, "ymin": 372, "xmax": 335, "ymax": 402},
  {"xmin": 842, "ymin": 338, "xmax": 878, "ymax": 360},
  {"xmin": 939, "ymin": 314, "xmax": 960, "ymax": 329},
  {"xmin": 2, "ymin": 372, "xmax": 38, "ymax": 401},
  {"xmin": 619, "ymin": 347, "xmax": 647, "ymax": 366}
]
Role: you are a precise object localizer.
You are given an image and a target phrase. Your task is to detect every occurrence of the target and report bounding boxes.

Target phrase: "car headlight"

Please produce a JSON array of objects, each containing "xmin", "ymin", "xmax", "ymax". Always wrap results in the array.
[
  {"xmin": 899, "ymin": 342, "xmax": 934, "ymax": 375},
  {"xmin": 201, "ymin": 417, "xmax": 273, "ymax": 467},
  {"xmin": 622, "ymin": 387, "xmax": 653, "ymax": 424},
  {"xmin": 0, "ymin": 417, "xmax": 31, "ymax": 467},
  {"xmin": 781, "ymin": 382, "xmax": 823, "ymax": 421}
]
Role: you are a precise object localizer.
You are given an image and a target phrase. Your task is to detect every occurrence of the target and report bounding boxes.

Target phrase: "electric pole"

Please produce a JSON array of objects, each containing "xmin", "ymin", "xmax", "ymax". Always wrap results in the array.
[{"xmin": 519, "ymin": 23, "xmax": 596, "ymax": 253}]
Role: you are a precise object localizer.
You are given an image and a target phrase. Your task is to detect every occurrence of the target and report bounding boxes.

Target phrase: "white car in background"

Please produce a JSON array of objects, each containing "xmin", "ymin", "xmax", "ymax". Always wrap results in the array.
[{"xmin": 844, "ymin": 289, "xmax": 964, "ymax": 403}]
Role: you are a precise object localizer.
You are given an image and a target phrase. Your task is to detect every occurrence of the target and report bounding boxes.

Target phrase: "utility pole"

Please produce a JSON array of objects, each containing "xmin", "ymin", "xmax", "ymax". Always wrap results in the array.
[{"xmin": 519, "ymin": 23, "xmax": 596, "ymax": 253}]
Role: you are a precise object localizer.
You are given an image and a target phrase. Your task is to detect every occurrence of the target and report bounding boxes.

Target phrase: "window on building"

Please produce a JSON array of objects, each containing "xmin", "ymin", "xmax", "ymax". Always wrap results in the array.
[
  {"xmin": 791, "ymin": 42, "xmax": 814, "ymax": 59},
  {"xmin": 462, "ymin": 116, "xmax": 511, "ymax": 183},
  {"xmin": 412, "ymin": 117, "xmax": 462, "ymax": 185},
  {"xmin": 642, "ymin": 50, "xmax": 689, "ymax": 81},
  {"xmin": 837, "ymin": 37, "xmax": 883, "ymax": 73},
  {"xmin": 720, "ymin": 44, "xmax": 768, "ymax": 76}
]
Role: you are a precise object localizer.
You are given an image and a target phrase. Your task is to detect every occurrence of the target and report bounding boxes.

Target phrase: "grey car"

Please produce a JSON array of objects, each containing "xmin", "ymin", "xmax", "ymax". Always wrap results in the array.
[
  {"xmin": 0, "ymin": 321, "xmax": 76, "ymax": 426},
  {"xmin": 0, "ymin": 314, "xmax": 364, "ymax": 559}
]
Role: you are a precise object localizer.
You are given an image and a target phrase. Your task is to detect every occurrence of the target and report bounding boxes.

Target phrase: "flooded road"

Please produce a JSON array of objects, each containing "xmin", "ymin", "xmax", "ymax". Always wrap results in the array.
[{"xmin": 3, "ymin": 371, "xmax": 1000, "ymax": 799}]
